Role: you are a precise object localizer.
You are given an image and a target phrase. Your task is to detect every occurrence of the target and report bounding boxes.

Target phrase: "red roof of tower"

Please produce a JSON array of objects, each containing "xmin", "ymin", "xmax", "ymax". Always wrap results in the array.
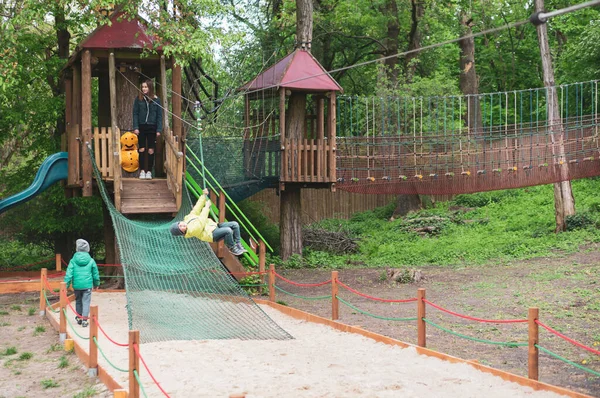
[
  {"xmin": 240, "ymin": 49, "xmax": 342, "ymax": 92},
  {"xmin": 79, "ymin": 11, "xmax": 161, "ymax": 51}
]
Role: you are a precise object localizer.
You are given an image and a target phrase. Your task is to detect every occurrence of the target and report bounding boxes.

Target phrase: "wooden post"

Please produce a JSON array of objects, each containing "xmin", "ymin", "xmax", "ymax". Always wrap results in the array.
[
  {"xmin": 59, "ymin": 282, "xmax": 67, "ymax": 342},
  {"xmin": 88, "ymin": 305, "xmax": 99, "ymax": 376},
  {"xmin": 70, "ymin": 65, "xmax": 82, "ymax": 186},
  {"xmin": 39, "ymin": 268, "xmax": 48, "ymax": 316},
  {"xmin": 172, "ymin": 59, "xmax": 182, "ymax": 143},
  {"xmin": 331, "ymin": 271, "xmax": 339, "ymax": 320},
  {"xmin": 279, "ymin": 88, "xmax": 287, "ymax": 182},
  {"xmin": 528, "ymin": 307, "xmax": 539, "ymax": 380},
  {"xmin": 268, "ymin": 264, "xmax": 275, "ymax": 302},
  {"xmin": 55, "ymin": 253, "xmax": 62, "ymax": 272},
  {"xmin": 317, "ymin": 97, "xmax": 324, "ymax": 182},
  {"xmin": 64, "ymin": 338, "xmax": 74, "ymax": 352},
  {"xmin": 209, "ymin": 191, "xmax": 224, "ymax": 257},
  {"xmin": 328, "ymin": 91, "xmax": 337, "ymax": 182},
  {"xmin": 113, "ymin": 390, "xmax": 128, "ymax": 398},
  {"xmin": 108, "ymin": 52, "xmax": 121, "ymax": 211},
  {"xmin": 129, "ymin": 330, "xmax": 140, "ymax": 398},
  {"xmin": 160, "ymin": 56, "xmax": 171, "ymax": 133},
  {"xmin": 218, "ymin": 191, "xmax": 226, "ymax": 222},
  {"xmin": 258, "ymin": 240, "xmax": 266, "ymax": 294},
  {"xmin": 417, "ymin": 288, "xmax": 426, "ymax": 347},
  {"xmin": 81, "ymin": 50, "xmax": 93, "ymax": 196}
]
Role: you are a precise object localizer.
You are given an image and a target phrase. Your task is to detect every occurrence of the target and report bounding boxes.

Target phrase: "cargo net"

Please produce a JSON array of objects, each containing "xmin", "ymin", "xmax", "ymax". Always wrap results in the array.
[
  {"xmin": 89, "ymin": 147, "xmax": 292, "ymax": 343},
  {"xmin": 335, "ymin": 81, "xmax": 600, "ymax": 195}
]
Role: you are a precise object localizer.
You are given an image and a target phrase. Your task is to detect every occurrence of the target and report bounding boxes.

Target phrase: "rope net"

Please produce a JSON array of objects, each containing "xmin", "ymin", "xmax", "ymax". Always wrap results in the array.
[{"xmin": 89, "ymin": 147, "xmax": 292, "ymax": 343}]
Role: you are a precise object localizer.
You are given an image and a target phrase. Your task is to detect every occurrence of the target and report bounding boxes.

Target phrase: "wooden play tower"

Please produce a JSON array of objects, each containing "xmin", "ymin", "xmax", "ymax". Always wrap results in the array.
[
  {"xmin": 62, "ymin": 10, "xmax": 184, "ymax": 214},
  {"xmin": 240, "ymin": 49, "xmax": 343, "ymax": 192}
]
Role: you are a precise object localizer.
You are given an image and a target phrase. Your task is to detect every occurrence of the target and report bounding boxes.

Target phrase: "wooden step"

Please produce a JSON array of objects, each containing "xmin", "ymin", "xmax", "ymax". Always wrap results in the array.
[
  {"xmin": 209, "ymin": 242, "xmax": 246, "ymax": 282},
  {"xmin": 120, "ymin": 178, "xmax": 177, "ymax": 214}
]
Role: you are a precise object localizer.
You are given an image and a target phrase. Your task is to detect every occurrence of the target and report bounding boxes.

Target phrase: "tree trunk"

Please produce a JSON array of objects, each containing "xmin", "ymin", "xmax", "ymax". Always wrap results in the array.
[
  {"xmin": 295, "ymin": 0, "xmax": 313, "ymax": 49},
  {"xmin": 280, "ymin": 93, "xmax": 306, "ymax": 260},
  {"xmin": 459, "ymin": 12, "xmax": 483, "ymax": 135},
  {"xmin": 534, "ymin": 0, "xmax": 575, "ymax": 232},
  {"xmin": 404, "ymin": 0, "xmax": 423, "ymax": 84},
  {"xmin": 392, "ymin": 194, "xmax": 422, "ymax": 218},
  {"xmin": 116, "ymin": 68, "xmax": 139, "ymax": 131}
]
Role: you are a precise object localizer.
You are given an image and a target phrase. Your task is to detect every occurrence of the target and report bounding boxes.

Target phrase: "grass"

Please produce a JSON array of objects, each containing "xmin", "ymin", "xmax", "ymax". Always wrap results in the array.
[
  {"xmin": 0, "ymin": 311, "xmax": 9, "ymax": 316},
  {"xmin": 40, "ymin": 379, "xmax": 59, "ymax": 389},
  {"xmin": 27, "ymin": 308, "xmax": 36, "ymax": 316},
  {"xmin": 33, "ymin": 325, "xmax": 46, "ymax": 335},
  {"xmin": 18, "ymin": 352, "xmax": 33, "ymax": 361},
  {"xmin": 57, "ymin": 355, "xmax": 69, "ymax": 369},
  {"xmin": 0, "ymin": 322, "xmax": 10, "ymax": 327},
  {"xmin": 73, "ymin": 387, "xmax": 98, "ymax": 398},
  {"xmin": 17, "ymin": 326, "xmax": 25, "ymax": 331},
  {"xmin": 286, "ymin": 179, "xmax": 600, "ymax": 269},
  {"xmin": 47, "ymin": 343, "xmax": 62, "ymax": 353},
  {"xmin": 10, "ymin": 305, "xmax": 21, "ymax": 311},
  {"xmin": 1, "ymin": 346, "xmax": 17, "ymax": 356}
]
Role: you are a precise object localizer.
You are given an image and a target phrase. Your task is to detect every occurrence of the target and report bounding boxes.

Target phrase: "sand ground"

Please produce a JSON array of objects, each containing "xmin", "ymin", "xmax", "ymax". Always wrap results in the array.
[{"xmin": 46, "ymin": 292, "xmax": 574, "ymax": 398}]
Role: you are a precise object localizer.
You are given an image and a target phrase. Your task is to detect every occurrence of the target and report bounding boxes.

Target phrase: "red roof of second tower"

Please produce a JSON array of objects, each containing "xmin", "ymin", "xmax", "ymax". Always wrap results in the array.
[{"xmin": 240, "ymin": 49, "xmax": 342, "ymax": 92}]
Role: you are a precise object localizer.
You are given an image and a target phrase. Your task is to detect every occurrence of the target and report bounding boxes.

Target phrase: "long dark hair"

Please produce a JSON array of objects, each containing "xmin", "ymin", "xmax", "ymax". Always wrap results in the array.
[{"xmin": 138, "ymin": 79, "xmax": 155, "ymax": 100}]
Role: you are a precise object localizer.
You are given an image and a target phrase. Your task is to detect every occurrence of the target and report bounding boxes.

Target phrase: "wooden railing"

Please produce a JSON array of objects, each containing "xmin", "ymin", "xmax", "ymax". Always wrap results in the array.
[
  {"xmin": 164, "ymin": 128, "xmax": 184, "ymax": 210},
  {"xmin": 281, "ymin": 138, "xmax": 336, "ymax": 183},
  {"xmin": 93, "ymin": 127, "xmax": 115, "ymax": 180}
]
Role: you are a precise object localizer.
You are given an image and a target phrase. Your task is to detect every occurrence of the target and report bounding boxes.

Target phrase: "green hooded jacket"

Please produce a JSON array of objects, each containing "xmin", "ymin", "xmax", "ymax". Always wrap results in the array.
[{"xmin": 64, "ymin": 252, "xmax": 100, "ymax": 290}]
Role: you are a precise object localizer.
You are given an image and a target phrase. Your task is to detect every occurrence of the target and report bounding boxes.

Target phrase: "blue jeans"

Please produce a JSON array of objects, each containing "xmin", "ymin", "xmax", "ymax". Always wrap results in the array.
[
  {"xmin": 74, "ymin": 289, "xmax": 92, "ymax": 318},
  {"xmin": 212, "ymin": 222, "xmax": 241, "ymax": 247}
]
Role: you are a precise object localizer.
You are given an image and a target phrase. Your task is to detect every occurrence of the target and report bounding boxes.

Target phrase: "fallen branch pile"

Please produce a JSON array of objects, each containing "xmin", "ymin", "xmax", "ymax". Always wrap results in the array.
[{"xmin": 302, "ymin": 228, "xmax": 360, "ymax": 254}]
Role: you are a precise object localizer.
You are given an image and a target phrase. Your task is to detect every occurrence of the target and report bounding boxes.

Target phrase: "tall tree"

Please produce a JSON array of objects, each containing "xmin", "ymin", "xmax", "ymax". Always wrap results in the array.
[
  {"xmin": 534, "ymin": 0, "xmax": 575, "ymax": 232},
  {"xmin": 279, "ymin": 0, "xmax": 313, "ymax": 260},
  {"xmin": 458, "ymin": 10, "xmax": 482, "ymax": 134}
]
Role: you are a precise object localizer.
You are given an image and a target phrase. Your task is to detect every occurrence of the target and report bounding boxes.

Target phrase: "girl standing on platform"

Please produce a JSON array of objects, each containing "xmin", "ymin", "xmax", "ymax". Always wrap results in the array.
[{"xmin": 133, "ymin": 79, "xmax": 163, "ymax": 180}]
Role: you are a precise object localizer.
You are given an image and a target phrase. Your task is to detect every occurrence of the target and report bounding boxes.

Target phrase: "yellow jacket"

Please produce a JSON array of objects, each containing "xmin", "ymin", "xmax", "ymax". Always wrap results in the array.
[{"xmin": 184, "ymin": 195, "xmax": 217, "ymax": 242}]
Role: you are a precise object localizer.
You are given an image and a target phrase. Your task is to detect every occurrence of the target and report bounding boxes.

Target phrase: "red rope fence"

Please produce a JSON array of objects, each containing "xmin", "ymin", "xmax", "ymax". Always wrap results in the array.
[
  {"xmin": 423, "ymin": 298, "xmax": 528, "ymax": 323},
  {"xmin": 338, "ymin": 280, "xmax": 417, "ymax": 303},
  {"xmin": 275, "ymin": 271, "xmax": 332, "ymax": 287},
  {"xmin": 536, "ymin": 320, "xmax": 600, "ymax": 356}
]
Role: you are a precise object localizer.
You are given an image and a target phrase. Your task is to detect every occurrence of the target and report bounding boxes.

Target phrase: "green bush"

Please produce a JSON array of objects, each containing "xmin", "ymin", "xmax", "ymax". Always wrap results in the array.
[
  {"xmin": 237, "ymin": 199, "xmax": 280, "ymax": 255},
  {"xmin": 566, "ymin": 212, "xmax": 597, "ymax": 231}
]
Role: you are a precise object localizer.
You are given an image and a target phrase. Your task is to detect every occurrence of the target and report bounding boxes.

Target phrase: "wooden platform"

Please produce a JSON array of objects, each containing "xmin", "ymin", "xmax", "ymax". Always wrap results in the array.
[
  {"xmin": 120, "ymin": 178, "xmax": 178, "ymax": 214},
  {"xmin": 209, "ymin": 242, "xmax": 246, "ymax": 282}
]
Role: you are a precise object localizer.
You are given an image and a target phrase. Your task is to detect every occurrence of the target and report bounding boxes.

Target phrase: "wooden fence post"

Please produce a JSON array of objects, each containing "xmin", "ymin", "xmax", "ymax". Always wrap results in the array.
[
  {"xmin": 59, "ymin": 282, "xmax": 67, "ymax": 343},
  {"xmin": 331, "ymin": 271, "xmax": 339, "ymax": 320},
  {"xmin": 528, "ymin": 307, "xmax": 539, "ymax": 380},
  {"xmin": 417, "ymin": 288, "xmax": 426, "ymax": 347},
  {"xmin": 39, "ymin": 268, "xmax": 48, "ymax": 316},
  {"xmin": 258, "ymin": 240, "xmax": 266, "ymax": 294},
  {"xmin": 88, "ymin": 305, "xmax": 98, "ymax": 376},
  {"xmin": 268, "ymin": 264, "xmax": 275, "ymax": 302},
  {"xmin": 129, "ymin": 330, "xmax": 140, "ymax": 398},
  {"xmin": 113, "ymin": 389, "xmax": 128, "ymax": 398},
  {"xmin": 55, "ymin": 253, "xmax": 62, "ymax": 272}
]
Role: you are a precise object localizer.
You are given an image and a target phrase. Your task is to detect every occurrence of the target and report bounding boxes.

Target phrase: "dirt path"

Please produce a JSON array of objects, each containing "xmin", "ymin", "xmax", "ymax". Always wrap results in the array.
[
  {"xmin": 276, "ymin": 247, "xmax": 600, "ymax": 397},
  {"xmin": 0, "ymin": 292, "xmax": 110, "ymax": 398}
]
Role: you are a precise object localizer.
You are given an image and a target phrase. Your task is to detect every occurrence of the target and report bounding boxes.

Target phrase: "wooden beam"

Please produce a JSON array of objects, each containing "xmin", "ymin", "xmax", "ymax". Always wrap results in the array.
[
  {"xmin": 172, "ymin": 59, "xmax": 182, "ymax": 143},
  {"xmin": 108, "ymin": 53, "xmax": 121, "ymax": 211},
  {"xmin": 89, "ymin": 305, "xmax": 98, "ymax": 373},
  {"xmin": 279, "ymin": 89, "xmax": 286, "ymax": 181},
  {"xmin": 528, "ymin": 307, "xmax": 539, "ymax": 380},
  {"xmin": 417, "ymin": 288, "xmax": 426, "ymax": 347},
  {"xmin": 69, "ymin": 65, "xmax": 82, "ymax": 186},
  {"xmin": 81, "ymin": 50, "xmax": 93, "ymax": 196},
  {"xmin": 129, "ymin": 330, "xmax": 140, "ymax": 398},
  {"xmin": 328, "ymin": 91, "xmax": 337, "ymax": 182},
  {"xmin": 331, "ymin": 271, "xmax": 339, "ymax": 320}
]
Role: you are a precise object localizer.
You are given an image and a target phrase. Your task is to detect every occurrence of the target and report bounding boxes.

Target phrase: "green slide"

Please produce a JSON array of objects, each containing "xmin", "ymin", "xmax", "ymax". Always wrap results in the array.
[{"xmin": 0, "ymin": 152, "xmax": 68, "ymax": 214}]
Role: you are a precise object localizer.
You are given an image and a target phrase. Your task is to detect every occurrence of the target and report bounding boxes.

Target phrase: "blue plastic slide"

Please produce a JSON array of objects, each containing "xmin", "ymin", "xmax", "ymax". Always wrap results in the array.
[{"xmin": 0, "ymin": 152, "xmax": 69, "ymax": 214}]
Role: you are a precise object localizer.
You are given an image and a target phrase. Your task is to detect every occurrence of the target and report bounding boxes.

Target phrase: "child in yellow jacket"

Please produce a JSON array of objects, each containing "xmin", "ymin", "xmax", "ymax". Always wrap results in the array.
[{"xmin": 170, "ymin": 189, "xmax": 247, "ymax": 256}]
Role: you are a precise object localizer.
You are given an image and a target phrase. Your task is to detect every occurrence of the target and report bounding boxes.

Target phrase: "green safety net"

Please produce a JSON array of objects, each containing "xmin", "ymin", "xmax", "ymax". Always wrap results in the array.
[{"xmin": 89, "ymin": 146, "xmax": 292, "ymax": 343}]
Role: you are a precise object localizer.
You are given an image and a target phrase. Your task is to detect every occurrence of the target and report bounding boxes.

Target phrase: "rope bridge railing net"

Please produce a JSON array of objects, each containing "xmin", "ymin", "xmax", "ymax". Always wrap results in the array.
[
  {"xmin": 88, "ymin": 146, "xmax": 292, "ymax": 343},
  {"xmin": 335, "ymin": 80, "xmax": 600, "ymax": 195}
]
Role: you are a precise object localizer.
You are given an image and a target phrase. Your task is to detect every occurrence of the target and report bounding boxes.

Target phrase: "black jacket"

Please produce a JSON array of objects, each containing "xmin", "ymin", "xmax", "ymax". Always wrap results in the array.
[{"xmin": 132, "ymin": 96, "xmax": 163, "ymax": 132}]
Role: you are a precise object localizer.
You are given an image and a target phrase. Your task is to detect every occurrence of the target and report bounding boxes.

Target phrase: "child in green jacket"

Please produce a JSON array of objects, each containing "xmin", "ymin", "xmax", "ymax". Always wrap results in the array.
[
  {"xmin": 64, "ymin": 239, "xmax": 100, "ymax": 327},
  {"xmin": 170, "ymin": 189, "xmax": 247, "ymax": 256}
]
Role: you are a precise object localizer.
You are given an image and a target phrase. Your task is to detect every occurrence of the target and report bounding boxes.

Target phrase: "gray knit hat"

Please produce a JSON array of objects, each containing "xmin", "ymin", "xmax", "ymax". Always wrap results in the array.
[
  {"xmin": 76, "ymin": 239, "xmax": 90, "ymax": 253},
  {"xmin": 170, "ymin": 222, "xmax": 185, "ymax": 236}
]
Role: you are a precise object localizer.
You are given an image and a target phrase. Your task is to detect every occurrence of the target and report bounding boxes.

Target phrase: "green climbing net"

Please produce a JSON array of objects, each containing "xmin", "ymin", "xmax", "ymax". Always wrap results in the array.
[{"xmin": 89, "ymin": 146, "xmax": 292, "ymax": 343}]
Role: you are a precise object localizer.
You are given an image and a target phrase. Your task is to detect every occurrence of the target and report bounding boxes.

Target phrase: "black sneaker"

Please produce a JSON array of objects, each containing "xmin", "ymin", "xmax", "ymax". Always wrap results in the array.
[
  {"xmin": 75, "ymin": 316, "xmax": 82, "ymax": 325},
  {"xmin": 81, "ymin": 320, "xmax": 88, "ymax": 328}
]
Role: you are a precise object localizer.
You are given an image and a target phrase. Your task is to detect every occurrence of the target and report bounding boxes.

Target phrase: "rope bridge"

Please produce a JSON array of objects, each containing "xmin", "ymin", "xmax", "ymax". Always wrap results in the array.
[
  {"xmin": 335, "ymin": 81, "xmax": 600, "ymax": 195},
  {"xmin": 89, "ymin": 146, "xmax": 292, "ymax": 343}
]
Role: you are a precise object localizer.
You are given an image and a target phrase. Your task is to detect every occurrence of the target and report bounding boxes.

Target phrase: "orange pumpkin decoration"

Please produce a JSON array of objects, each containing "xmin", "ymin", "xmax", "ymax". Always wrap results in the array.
[{"xmin": 120, "ymin": 132, "xmax": 139, "ymax": 173}]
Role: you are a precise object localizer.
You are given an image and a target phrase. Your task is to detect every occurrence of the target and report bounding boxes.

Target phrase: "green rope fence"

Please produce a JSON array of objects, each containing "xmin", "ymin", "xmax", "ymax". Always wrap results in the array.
[
  {"xmin": 423, "ymin": 318, "xmax": 527, "ymax": 347},
  {"xmin": 63, "ymin": 308, "xmax": 89, "ymax": 340},
  {"xmin": 43, "ymin": 291, "xmax": 59, "ymax": 313},
  {"xmin": 93, "ymin": 336, "xmax": 128, "ymax": 373},
  {"xmin": 274, "ymin": 285, "xmax": 331, "ymax": 300},
  {"xmin": 338, "ymin": 297, "xmax": 417, "ymax": 322},
  {"xmin": 133, "ymin": 369, "xmax": 149, "ymax": 398},
  {"xmin": 536, "ymin": 345, "xmax": 600, "ymax": 377}
]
